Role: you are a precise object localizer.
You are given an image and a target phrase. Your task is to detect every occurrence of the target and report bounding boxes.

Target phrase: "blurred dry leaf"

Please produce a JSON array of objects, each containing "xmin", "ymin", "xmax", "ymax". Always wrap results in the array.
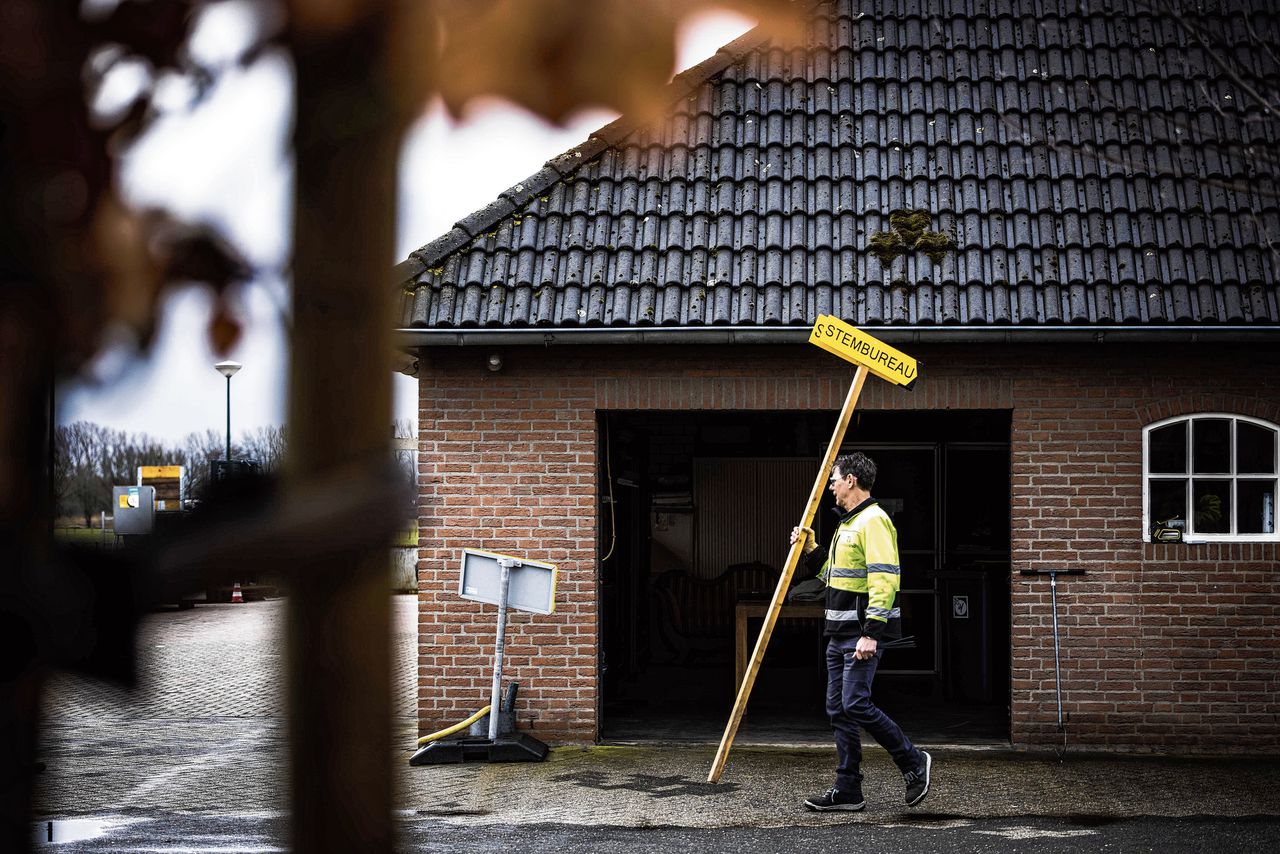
[
  {"xmin": 89, "ymin": 196, "xmax": 167, "ymax": 350},
  {"xmin": 434, "ymin": 0, "xmax": 680, "ymax": 124},
  {"xmin": 289, "ymin": 0, "xmax": 807, "ymax": 120},
  {"xmin": 157, "ymin": 220, "xmax": 254, "ymax": 290},
  {"xmin": 289, "ymin": 0, "xmax": 382, "ymax": 35},
  {"xmin": 83, "ymin": 197, "xmax": 252, "ymax": 361},
  {"xmin": 208, "ymin": 301, "xmax": 244, "ymax": 355},
  {"xmin": 430, "ymin": 0, "xmax": 807, "ymax": 124},
  {"xmin": 387, "ymin": 0, "xmax": 439, "ymax": 116},
  {"xmin": 156, "ymin": 218, "xmax": 253, "ymax": 355}
]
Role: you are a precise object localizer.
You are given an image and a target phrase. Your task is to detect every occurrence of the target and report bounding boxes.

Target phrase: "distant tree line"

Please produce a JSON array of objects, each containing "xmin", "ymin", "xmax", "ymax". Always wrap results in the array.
[
  {"xmin": 55, "ymin": 419, "xmax": 417, "ymax": 527},
  {"xmin": 54, "ymin": 422, "xmax": 287, "ymax": 526}
]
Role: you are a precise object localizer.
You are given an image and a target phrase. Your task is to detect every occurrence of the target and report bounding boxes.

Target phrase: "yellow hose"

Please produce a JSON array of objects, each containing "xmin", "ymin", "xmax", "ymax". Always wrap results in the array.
[{"xmin": 416, "ymin": 705, "xmax": 492, "ymax": 746}]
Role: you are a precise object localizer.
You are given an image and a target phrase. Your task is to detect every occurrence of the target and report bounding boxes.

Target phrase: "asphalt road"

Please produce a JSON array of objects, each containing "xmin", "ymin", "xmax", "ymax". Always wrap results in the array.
[{"xmin": 31, "ymin": 813, "xmax": 1280, "ymax": 852}]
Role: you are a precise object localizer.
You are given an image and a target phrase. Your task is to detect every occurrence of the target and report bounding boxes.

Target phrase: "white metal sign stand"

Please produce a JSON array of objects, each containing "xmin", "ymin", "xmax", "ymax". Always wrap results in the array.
[
  {"xmin": 411, "ymin": 549, "xmax": 556, "ymax": 765},
  {"xmin": 486, "ymin": 558, "xmax": 515, "ymax": 741}
]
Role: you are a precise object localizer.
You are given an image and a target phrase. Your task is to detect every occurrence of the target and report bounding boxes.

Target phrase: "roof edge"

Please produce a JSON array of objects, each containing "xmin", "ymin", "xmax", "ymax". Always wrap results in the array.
[{"xmin": 396, "ymin": 324, "xmax": 1280, "ymax": 349}]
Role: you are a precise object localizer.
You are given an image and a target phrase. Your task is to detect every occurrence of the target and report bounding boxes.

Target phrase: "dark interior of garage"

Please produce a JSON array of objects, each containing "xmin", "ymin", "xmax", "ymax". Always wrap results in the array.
[{"xmin": 598, "ymin": 408, "xmax": 1012, "ymax": 745}]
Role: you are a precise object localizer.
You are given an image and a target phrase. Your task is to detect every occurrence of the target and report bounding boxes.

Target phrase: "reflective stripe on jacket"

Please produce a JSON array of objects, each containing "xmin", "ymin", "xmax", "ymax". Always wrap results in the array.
[{"xmin": 814, "ymin": 499, "xmax": 902, "ymax": 640}]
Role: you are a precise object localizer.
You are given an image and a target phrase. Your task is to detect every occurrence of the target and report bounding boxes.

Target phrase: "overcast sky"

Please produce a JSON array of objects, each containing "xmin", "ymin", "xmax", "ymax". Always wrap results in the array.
[{"xmin": 57, "ymin": 7, "xmax": 752, "ymax": 444}]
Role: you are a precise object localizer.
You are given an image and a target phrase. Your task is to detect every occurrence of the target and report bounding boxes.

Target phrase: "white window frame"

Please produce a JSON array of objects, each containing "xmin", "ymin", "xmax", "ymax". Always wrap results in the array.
[{"xmin": 1142, "ymin": 413, "xmax": 1280, "ymax": 543}]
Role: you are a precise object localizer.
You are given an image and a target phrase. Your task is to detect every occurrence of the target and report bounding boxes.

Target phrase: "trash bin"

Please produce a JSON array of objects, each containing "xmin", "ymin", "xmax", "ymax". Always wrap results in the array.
[{"xmin": 934, "ymin": 569, "xmax": 990, "ymax": 703}]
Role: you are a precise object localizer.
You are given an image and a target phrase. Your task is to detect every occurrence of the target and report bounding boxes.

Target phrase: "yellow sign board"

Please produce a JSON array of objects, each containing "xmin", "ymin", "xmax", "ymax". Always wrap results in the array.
[
  {"xmin": 139, "ymin": 465, "xmax": 183, "ymax": 480},
  {"xmin": 808, "ymin": 315, "xmax": 920, "ymax": 389}
]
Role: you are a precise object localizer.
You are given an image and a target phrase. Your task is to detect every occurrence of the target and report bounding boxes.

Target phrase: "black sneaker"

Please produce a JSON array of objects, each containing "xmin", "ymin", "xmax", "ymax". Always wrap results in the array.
[
  {"xmin": 804, "ymin": 785, "xmax": 865, "ymax": 812},
  {"xmin": 904, "ymin": 751, "xmax": 932, "ymax": 807}
]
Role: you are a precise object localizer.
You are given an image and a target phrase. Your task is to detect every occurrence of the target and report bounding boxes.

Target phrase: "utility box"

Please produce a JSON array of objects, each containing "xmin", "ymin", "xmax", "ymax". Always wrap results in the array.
[
  {"xmin": 113, "ymin": 485, "xmax": 156, "ymax": 535},
  {"xmin": 210, "ymin": 458, "xmax": 261, "ymax": 486},
  {"xmin": 138, "ymin": 465, "xmax": 184, "ymax": 512}
]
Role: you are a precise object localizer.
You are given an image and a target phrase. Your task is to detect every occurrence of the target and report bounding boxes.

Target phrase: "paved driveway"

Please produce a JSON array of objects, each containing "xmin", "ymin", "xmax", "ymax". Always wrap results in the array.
[{"xmin": 35, "ymin": 597, "xmax": 419, "ymax": 816}]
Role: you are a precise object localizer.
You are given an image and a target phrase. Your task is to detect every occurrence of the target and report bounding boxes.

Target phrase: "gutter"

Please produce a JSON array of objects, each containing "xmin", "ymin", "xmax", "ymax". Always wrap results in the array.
[{"xmin": 396, "ymin": 324, "xmax": 1280, "ymax": 348}]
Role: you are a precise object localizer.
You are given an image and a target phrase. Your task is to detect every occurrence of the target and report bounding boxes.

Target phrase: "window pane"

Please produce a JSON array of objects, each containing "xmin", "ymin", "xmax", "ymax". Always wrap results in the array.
[
  {"xmin": 1150, "ymin": 479, "xmax": 1187, "ymax": 528},
  {"xmin": 1193, "ymin": 419, "xmax": 1231, "ymax": 473},
  {"xmin": 1192, "ymin": 479, "xmax": 1231, "ymax": 534},
  {"xmin": 1237, "ymin": 422, "xmax": 1277, "ymax": 474},
  {"xmin": 1148, "ymin": 422, "xmax": 1187, "ymax": 473},
  {"xmin": 1238, "ymin": 480, "xmax": 1277, "ymax": 535}
]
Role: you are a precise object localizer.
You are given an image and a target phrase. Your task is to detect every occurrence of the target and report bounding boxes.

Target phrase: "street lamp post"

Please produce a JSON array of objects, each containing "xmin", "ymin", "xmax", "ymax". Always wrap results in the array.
[{"xmin": 214, "ymin": 360, "xmax": 242, "ymax": 461}]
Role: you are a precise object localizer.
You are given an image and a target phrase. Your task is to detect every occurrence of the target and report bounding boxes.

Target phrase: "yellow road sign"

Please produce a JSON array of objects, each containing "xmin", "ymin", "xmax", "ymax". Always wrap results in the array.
[{"xmin": 808, "ymin": 314, "xmax": 920, "ymax": 388}]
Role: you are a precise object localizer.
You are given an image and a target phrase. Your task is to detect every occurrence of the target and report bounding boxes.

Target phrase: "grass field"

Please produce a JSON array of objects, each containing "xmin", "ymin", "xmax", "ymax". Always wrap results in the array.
[
  {"xmin": 394, "ymin": 522, "xmax": 419, "ymax": 548},
  {"xmin": 56, "ymin": 523, "xmax": 418, "ymax": 548},
  {"xmin": 54, "ymin": 526, "xmax": 114, "ymax": 546}
]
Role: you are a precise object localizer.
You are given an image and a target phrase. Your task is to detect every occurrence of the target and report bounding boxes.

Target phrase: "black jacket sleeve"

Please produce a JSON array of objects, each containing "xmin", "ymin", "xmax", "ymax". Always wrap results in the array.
[
  {"xmin": 797, "ymin": 544, "xmax": 827, "ymax": 579},
  {"xmin": 861, "ymin": 613, "xmax": 886, "ymax": 641}
]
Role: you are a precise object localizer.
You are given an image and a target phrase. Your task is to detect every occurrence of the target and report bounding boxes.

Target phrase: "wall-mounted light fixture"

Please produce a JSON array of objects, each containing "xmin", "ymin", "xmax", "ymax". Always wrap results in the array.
[
  {"xmin": 486, "ymin": 352, "xmax": 503, "ymax": 372},
  {"xmin": 393, "ymin": 350, "xmax": 419, "ymax": 378}
]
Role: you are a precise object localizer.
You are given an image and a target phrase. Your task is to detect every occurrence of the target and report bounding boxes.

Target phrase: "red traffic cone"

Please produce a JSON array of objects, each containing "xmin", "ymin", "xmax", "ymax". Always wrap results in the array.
[{"xmin": 231, "ymin": 582, "xmax": 244, "ymax": 604}]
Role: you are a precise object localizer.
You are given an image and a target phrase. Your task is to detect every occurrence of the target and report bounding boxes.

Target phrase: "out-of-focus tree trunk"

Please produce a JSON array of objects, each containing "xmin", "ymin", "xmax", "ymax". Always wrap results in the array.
[
  {"xmin": 0, "ymin": 287, "xmax": 55, "ymax": 854},
  {"xmin": 285, "ymin": 4, "xmax": 411, "ymax": 849},
  {"xmin": 1, "ymin": 2, "xmax": 95, "ymax": 849}
]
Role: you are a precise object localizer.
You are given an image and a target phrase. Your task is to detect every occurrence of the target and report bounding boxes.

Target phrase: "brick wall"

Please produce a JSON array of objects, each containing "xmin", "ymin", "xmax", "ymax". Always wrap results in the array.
[
  {"xmin": 417, "ymin": 342, "xmax": 1280, "ymax": 751},
  {"xmin": 1009, "ymin": 348, "xmax": 1280, "ymax": 751},
  {"xmin": 415, "ymin": 352, "xmax": 599, "ymax": 741}
]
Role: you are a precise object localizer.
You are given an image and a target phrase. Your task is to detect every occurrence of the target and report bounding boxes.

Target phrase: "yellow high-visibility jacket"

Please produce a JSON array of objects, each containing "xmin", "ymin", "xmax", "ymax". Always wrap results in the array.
[{"xmin": 805, "ymin": 498, "xmax": 902, "ymax": 641}]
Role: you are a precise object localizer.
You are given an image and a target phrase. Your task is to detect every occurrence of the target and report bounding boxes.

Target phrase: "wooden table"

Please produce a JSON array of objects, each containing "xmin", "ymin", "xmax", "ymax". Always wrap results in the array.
[{"xmin": 734, "ymin": 601, "xmax": 826, "ymax": 688}]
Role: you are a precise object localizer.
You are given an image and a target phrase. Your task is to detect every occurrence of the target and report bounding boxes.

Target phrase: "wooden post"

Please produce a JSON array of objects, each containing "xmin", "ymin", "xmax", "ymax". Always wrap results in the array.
[
  {"xmin": 285, "ymin": 8, "xmax": 408, "ymax": 850},
  {"xmin": 708, "ymin": 365, "xmax": 869, "ymax": 783}
]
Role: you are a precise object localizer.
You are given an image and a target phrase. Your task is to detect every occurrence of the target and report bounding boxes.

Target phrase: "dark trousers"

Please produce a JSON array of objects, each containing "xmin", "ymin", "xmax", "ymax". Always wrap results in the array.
[{"xmin": 825, "ymin": 635, "xmax": 920, "ymax": 792}]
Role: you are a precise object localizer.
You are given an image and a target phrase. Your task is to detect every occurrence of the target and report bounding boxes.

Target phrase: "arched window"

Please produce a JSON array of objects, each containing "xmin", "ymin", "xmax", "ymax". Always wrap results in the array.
[{"xmin": 1144, "ymin": 414, "xmax": 1279, "ymax": 542}]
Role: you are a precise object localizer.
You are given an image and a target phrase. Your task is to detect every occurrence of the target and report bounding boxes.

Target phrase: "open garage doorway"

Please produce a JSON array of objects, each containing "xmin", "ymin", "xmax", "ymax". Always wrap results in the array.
[{"xmin": 597, "ymin": 409, "xmax": 1011, "ymax": 745}]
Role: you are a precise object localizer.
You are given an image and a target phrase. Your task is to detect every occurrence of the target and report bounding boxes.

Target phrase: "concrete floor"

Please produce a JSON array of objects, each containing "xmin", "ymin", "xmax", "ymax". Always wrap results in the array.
[{"xmin": 604, "ymin": 659, "xmax": 1009, "ymax": 745}]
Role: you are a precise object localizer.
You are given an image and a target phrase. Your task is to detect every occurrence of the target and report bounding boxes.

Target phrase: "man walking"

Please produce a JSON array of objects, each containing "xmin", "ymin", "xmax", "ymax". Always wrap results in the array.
[{"xmin": 790, "ymin": 452, "xmax": 931, "ymax": 811}]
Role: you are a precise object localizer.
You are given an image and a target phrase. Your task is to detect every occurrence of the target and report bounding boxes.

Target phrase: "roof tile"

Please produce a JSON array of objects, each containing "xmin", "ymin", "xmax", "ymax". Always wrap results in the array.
[
  {"xmin": 400, "ymin": 0, "xmax": 1280, "ymax": 328},
  {"xmin": 454, "ymin": 198, "xmax": 516, "ymax": 240}
]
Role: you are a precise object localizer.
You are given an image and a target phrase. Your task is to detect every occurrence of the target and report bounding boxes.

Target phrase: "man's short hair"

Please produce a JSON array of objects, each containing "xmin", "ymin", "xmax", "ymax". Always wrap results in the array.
[{"xmin": 833, "ymin": 452, "xmax": 876, "ymax": 492}]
